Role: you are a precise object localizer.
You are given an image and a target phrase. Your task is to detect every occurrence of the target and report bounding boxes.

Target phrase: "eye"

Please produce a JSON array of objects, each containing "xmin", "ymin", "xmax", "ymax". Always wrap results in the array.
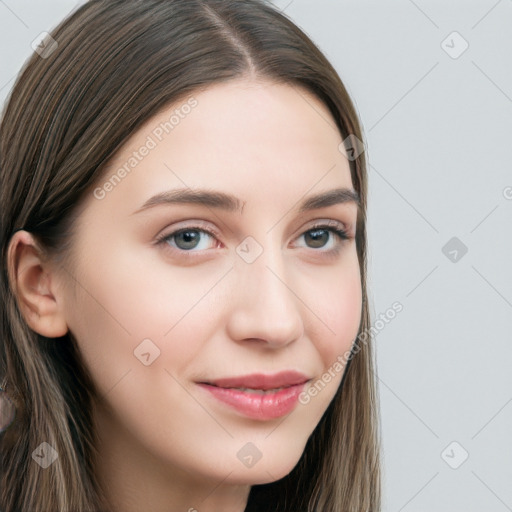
[
  {"xmin": 294, "ymin": 222, "xmax": 350, "ymax": 255},
  {"xmin": 155, "ymin": 225, "xmax": 219, "ymax": 252},
  {"xmin": 155, "ymin": 220, "xmax": 351, "ymax": 258}
]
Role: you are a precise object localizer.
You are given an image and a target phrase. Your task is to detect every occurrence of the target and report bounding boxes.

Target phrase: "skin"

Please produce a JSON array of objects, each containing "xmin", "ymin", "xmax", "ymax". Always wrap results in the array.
[{"xmin": 9, "ymin": 78, "xmax": 362, "ymax": 512}]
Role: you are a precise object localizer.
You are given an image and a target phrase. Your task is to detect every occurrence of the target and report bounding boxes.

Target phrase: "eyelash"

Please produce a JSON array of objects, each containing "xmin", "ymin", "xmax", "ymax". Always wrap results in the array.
[{"xmin": 155, "ymin": 221, "xmax": 351, "ymax": 259}]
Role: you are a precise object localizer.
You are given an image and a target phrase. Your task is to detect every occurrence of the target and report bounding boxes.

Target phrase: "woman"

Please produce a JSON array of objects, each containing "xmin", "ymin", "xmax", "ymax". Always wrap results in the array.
[{"xmin": 0, "ymin": 1, "xmax": 381, "ymax": 510}]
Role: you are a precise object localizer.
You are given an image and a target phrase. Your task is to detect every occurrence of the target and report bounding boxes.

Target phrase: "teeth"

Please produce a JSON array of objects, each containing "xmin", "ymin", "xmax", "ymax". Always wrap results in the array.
[{"xmin": 231, "ymin": 387, "xmax": 286, "ymax": 394}]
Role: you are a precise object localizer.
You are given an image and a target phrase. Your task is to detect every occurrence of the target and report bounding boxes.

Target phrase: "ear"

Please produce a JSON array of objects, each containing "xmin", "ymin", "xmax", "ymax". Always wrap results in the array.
[{"xmin": 7, "ymin": 230, "xmax": 69, "ymax": 338}]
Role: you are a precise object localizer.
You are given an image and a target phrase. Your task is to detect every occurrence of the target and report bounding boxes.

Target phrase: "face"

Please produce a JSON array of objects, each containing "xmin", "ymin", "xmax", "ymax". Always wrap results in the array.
[{"xmin": 58, "ymin": 79, "xmax": 362, "ymax": 490}]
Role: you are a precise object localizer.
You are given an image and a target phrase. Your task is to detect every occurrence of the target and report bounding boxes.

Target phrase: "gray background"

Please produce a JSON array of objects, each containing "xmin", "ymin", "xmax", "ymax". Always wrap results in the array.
[{"xmin": 1, "ymin": 1, "xmax": 511, "ymax": 510}]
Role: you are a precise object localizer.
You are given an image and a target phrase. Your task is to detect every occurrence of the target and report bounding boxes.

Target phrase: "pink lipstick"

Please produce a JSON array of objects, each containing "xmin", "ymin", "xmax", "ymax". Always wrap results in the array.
[{"xmin": 196, "ymin": 370, "xmax": 309, "ymax": 420}]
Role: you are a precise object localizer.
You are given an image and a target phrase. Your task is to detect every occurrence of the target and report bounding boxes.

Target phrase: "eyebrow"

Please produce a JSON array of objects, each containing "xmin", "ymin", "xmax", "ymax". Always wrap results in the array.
[{"xmin": 131, "ymin": 187, "xmax": 360, "ymax": 216}]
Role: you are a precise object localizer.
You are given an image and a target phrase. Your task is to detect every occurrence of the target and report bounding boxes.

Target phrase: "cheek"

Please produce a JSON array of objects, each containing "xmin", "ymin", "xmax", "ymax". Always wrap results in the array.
[
  {"xmin": 65, "ymin": 244, "xmax": 228, "ymax": 392},
  {"xmin": 294, "ymin": 262, "xmax": 361, "ymax": 419},
  {"xmin": 303, "ymin": 255, "xmax": 362, "ymax": 366}
]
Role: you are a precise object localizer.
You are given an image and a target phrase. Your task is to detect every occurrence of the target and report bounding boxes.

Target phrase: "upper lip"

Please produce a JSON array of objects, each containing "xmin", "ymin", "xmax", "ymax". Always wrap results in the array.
[{"xmin": 199, "ymin": 370, "xmax": 310, "ymax": 390}]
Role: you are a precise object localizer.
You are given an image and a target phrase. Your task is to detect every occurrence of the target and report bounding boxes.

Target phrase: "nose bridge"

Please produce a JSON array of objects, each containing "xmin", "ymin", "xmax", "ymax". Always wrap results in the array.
[{"xmin": 227, "ymin": 233, "xmax": 304, "ymax": 345}]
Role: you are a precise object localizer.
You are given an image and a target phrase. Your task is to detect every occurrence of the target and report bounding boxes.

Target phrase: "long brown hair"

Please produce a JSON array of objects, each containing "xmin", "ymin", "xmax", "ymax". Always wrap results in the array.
[{"xmin": 0, "ymin": 1, "xmax": 381, "ymax": 510}]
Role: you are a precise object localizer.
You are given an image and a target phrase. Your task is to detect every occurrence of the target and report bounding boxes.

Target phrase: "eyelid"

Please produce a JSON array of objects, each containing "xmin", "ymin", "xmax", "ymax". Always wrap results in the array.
[
  {"xmin": 308, "ymin": 219, "xmax": 351, "ymax": 234},
  {"xmin": 155, "ymin": 217, "xmax": 351, "ymax": 239},
  {"xmin": 154, "ymin": 219, "xmax": 221, "ymax": 244}
]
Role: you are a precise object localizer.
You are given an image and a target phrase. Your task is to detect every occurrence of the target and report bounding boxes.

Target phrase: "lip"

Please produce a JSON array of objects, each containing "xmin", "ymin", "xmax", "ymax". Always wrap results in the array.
[
  {"xmin": 200, "ymin": 370, "xmax": 310, "ymax": 390},
  {"xmin": 196, "ymin": 371, "xmax": 310, "ymax": 421}
]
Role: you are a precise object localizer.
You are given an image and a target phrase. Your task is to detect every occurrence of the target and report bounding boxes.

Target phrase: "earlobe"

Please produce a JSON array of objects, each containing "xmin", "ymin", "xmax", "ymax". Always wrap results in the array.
[{"xmin": 7, "ymin": 230, "xmax": 69, "ymax": 338}]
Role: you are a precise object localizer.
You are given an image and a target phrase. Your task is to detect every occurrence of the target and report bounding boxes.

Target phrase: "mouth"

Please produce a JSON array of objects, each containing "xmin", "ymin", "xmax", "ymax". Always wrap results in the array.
[
  {"xmin": 198, "ymin": 370, "xmax": 310, "ymax": 391},
  {"xmin": 209, "ymin": 386, "xmax": 292, "ymax": 394},
  {"xmin": 196, "ymin": 371, "xmax": 311, "ymax": 420}
]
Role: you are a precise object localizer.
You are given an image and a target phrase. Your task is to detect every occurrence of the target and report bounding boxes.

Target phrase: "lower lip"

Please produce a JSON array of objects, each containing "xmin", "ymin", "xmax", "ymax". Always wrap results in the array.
[{"xmin": 197, "ymin": 383, "xmax": 306, "ymax": 420}]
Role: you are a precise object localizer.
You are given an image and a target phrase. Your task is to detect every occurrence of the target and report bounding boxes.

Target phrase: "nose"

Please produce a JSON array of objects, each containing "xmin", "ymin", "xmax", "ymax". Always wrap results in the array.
[{"xmin": 225, "ymin": 240, "xmax": 304, "ymax": 349}]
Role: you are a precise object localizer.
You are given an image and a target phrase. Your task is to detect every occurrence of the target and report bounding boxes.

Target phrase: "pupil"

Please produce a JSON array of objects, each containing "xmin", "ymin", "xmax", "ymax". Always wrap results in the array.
[
  {"xmin": 177, "ymin": 230, "xmax": 199, "ymax": 250},
  {"xmin": 306, "ymin": 229, "xmax": 327, "ymax": 248}
]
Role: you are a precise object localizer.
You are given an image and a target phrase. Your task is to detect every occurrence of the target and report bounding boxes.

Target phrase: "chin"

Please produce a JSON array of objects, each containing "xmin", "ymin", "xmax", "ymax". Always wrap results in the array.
[{"xmin": 223, "ymin": 451, "xmax": 304, "ymax": 486}]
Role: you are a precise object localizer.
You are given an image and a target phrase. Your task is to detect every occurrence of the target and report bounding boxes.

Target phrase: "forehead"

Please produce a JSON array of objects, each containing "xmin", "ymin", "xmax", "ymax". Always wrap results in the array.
[{"xmin": 85, "ymin": 79, "xmax": 354, "ymax": 223}]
